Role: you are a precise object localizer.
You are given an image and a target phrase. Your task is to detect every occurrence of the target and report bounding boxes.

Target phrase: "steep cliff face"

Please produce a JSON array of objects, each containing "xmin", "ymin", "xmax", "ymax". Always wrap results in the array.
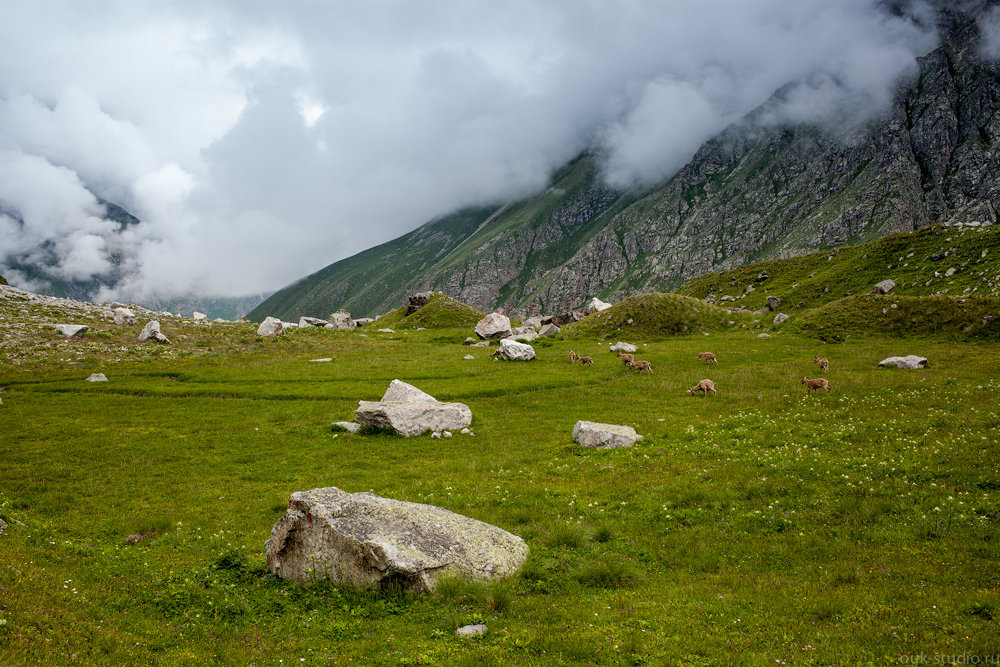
[{"xmin": 252, "ymin": 11, "xmax": 1000, "ymax": 321}]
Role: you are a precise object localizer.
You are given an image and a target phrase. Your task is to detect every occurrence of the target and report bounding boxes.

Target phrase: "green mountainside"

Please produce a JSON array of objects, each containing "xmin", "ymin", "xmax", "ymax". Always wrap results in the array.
[{"xmin": 252, "ymin": 10, "xmax": 1000, "ymax": 323}]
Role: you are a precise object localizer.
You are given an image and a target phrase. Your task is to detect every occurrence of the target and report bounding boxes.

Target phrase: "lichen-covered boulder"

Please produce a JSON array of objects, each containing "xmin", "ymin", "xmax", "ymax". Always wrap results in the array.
[
  {"xmin": 474, "ymin": 312, "xmax": 512, "ymax": 340},
  {"xmin": 878, "ymin": 355, "xmax": 928, "ymax": 369},
  {"xmin": 573, "ymin": 421, "xmax": 643, "ymax": 449},
  {"xmin": 265, "ymin": 487, "xmax": 529, "ymax": 592},
  {"xmin": 256, "ymin": 317, "xmax": 285, "ymax": 337},
  {"xmin": 113, "ymin": 307, "xmax": 135, "ymax": 325}
]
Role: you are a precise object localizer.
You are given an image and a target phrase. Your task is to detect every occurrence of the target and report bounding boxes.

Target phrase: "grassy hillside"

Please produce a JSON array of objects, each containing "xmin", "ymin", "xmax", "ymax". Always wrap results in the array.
[
  {"xmin": 248, "ymin": 206, "xmax": 498, "ymax": 322},
  {"xmin": 2, "ymin": 285, "xmax": 998, "ymax": 663},
  {"xmin": 561, "ymin": 293, "xmax": 739, "ymax": 340},
  {"xmin": 678, "ymin": 224, "xmax": 1000, "ymax": 312}
]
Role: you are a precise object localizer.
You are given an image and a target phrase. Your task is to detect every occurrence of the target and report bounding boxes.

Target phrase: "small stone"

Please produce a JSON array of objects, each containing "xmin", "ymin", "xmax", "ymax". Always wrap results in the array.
[
  {"xmin": 757, "ymin": 333, "xmax": 770, "ymax": 338},
  {"xmin": 377, "ymin": 328, "xmax": 395, "ymax": 333},
  {"xmin": 193, "ymin": 312, "xmax": 206, "ymax": 320},
  {"xmin": 463, "ymin": 355, "xmax": 475, "ymax": 360},
  {"xmin": 461, "ymin": 428, "xmax": 471, "ymax": 434},
  {"xmin": 310, "ymin": 358, "xmax": 333, "ymax": 362},
  {"xmin": 773, "ymin": 313, "xmax": 789, "ymax": 325},
  {"xmin": 872, "ymin": 279, "xmax": 896, "ymax": 294},
  {"xmin": 54, "ymin": 324, "xmax": 88, "ymax": 338},
  {"xmin": 456, "ymin": 624, "xmax": 487, "ymax": 638},
  {"xmin": 431, "ymin": 432, "xmax": 441, "ymax": 439},
  {"xmin": 573, "ymin": 421, "xmax": 643, "ymax": 449},
  {"xmin": 443, "ymin": 431, "xmax": 453, "ymax": 438},
  {"xmin": 335, "ymin": 421, "xmax": 361, "ymax": 434},
  {"xmin": 85, "ymin": 373, "xmax": 108, "ymax": 382},
  {"xmin": 609, "ymin": 341, "xmax": 637, "ymax": 353}
]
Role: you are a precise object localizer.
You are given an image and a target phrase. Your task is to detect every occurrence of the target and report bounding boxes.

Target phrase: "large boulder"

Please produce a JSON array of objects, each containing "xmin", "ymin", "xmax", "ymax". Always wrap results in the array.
[
  {"xmin": 551, "ymin": 310, "xmax": 585, "ymax": 327},
  {"xmin": 54, "ymin": 324, "xmax": 88, "ymax": 338},
  {"xmin": 609, "ymin": 341, "xmax": 637, "ymax": 353},
  {"xmin": 872, "ymin": 279, "xmax": 896, "ymax": 294},
  {"xmin": 878, "ymin": 355, "xmax": 928, "ymax": 369},
  {"xmin": 407, "ymin": 291, "xmax": 435, "ymax": 314},
  {"xmin": 523, "ymin": 316, "xmax": 544, "ymax": 330},
  {"xmin": 581, "ymin": 297, "xmax": 612, "ymax": 315},
  {"xmin": 256, "ymin": 317, "xmax": 285, "ymax": 337},
  {"xmin": 573, "ymin": 421, "xmax": 644, "ymax": 449},
  {"xmin": 496, "ymin": 338, "xmax": 535, "ymax": 361},
  {"xmin": 193, "ymin": 311, "xmax": 206, "ymax": 321},
  {"xmin": 355, "ymin": 380, "xmax": 472, "ymax": 437},
  {"xmin": 113, "ymin": 307, "xmax": 135, "ymax": 325},
  {"xmin": 474, "ymin": 312, "xmax": 512, "ymax": 340},
  {"xmin": 138, "ymin": 320, "xmax": 171, "ymax": 344},
  {"xmin": 508, "ymin": 329, "xmax": 538, "ymax": 342},
  {"xmin": 265, "ymin": 487, "xmax": 529, "ymax": 592},
  {"xmin": 327, "ymin": 310, "xmax": 355, "ymax": 330},
  {"xmin": 353, "ymin": 318, "xmax": 375, "ymax": 327},
  {"xmin": 536, "ymin": 323, "xmax": 560, "ymax": 338},
  {"xmin": 298, "ymin": 316, "xmax": 331, "ymax": 328}
]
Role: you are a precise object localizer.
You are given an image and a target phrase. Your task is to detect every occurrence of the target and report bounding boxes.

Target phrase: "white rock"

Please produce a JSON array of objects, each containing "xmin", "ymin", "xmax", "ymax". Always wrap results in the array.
[
  {"xmin": 523, "ymin": 316, "xmax": 543, "ymax": 330},
  {"xmin": 773, "ymin": 313, "xmax": 789, "ymax": 325},
  {"xmin": 256, "ymin": 317, "xmax": 285, "ymax": 337},
  {"xmin": 573, "ymin": 421, "xmax": 643, "ymax": 449},
  {"xmin": 878, "ymin": 355, "xmax": 928, "ymax": 369},
  {"xmin": 757, "ymin": 333, "xmax": 770, "ymax": 339},
  {"xmin": 463, "ymin": 355, "xmax": 475, "ymax": 360},
  {"xmin": 335, "ymin": 421, "xmax": 361, "ymax": 434},
  {"xmin": 609, "ymin": 341, "xmax": 637, "ymax": 353},
  {"xmin": 536, "ymin": 323, "xmax": 560, "ymax": 338},
  {"xmin": 461, "ymin": 428, "xmax": 471, "ymax": 434},
  {"xmin": 456, "ymin": 624, "xmax": 487, "ymax": 638},
  {"xmin": 381, "ymin": 379, "xmax": 437, "ymax": 403},
  {"xmin": 377, "ymin": 328, "xmax": 395, "ymax": 333},
  {"xmin": 945, "ymin": 267, "xmax": 956, "ymax": 277},
  {"xmin": 872, "ymin": 279, "xmax": 896, "ymax": 294},
  {"xmin": 85, "ymin": 373, "xmax": 108, "ymax": 382},
  {"xmin": 138, "ymin": 320, "xmax": 171, "ymax": 344},
  {"xmin": 193, "ymin": 311, "xmax": 206, "ymax": 320},
  {"xmin": 299, "ymin": 316, "xmax": 331, "ymax": 328},
  {"xmin": 474, "ymin": 312, "xmax": 512, "ymax": 340},
  {"xmin": 431, "ymin": 432, "xmax": 442, "ymax": 439},
  {"xmin": 510, "ymin": 329, "xmax": 538, "ymax": 342},
  {"xmin": 355, "ymin": 380, "xmax": 472, "ymax": 437},
  {"xmin": 496, "ymin": 338, "xmax": 535, "ymax": 361},
  {"xmin": 113, "ymin": 307, "xmax": 135, "ymax": 325},
  {"xmin": 54, "ymin": 324, "xmax": 88, "ymax": 338},
  {"xmin": 310, "ymin": 358, "xmax": 333, "ymax": 362},
  {"xmin": 443, "ymin": 431, "xmax": 453, "ymax": 438},
  {"xmin": 265, "ymin": 487, "xmax": 529, "ymax": 592},
  {"xmin": 582, "ymin": 297, "xmax": 612, "ymax": 314},
  {"xmin": 213, "ymin": 318, "xmax": 228, "ymax": 323},
  {"xmin": 327, "ymin": 310, "xmax": 355, "ymax": 330}
]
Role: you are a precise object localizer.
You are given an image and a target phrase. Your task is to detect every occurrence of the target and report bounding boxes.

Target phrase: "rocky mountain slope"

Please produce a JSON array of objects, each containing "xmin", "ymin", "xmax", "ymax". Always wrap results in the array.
[{"xmin": 252, "ymin": 7, "xmax": 1000, "ymax": 322}]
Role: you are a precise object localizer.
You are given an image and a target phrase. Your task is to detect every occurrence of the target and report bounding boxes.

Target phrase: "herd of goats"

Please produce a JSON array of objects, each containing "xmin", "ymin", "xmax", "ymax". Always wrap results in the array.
[{"xmin": 491, "ymin": 346, "xmax": 832, "ymax": 397}]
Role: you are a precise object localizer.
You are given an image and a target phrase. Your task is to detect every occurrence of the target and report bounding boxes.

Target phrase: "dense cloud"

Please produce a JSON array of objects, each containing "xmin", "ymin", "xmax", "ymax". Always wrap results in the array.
[{"xmin": 0, "ymin": 0, "xmax": 941, "ymax": 300}]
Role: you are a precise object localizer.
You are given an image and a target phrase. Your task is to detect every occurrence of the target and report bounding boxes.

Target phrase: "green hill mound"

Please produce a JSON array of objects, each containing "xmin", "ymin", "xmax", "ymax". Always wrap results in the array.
[
  {"xmin": 788, "ymin": 294, "xmax": 1000, "ymax": 342},
  {"xmin": 562, "ymin": 292, "xmax": 734, "ymax": 339},
  {"xmin": 370, "ymin": 295, "xmax": 484, "ymax": 329},
  {"xmin": 678, "ymin": 224, "xmax": 1000, "ymax": 313}
]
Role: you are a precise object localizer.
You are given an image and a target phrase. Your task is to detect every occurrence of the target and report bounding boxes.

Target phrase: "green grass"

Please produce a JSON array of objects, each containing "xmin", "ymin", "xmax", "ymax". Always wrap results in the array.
[
  {"xmin": 561, "ymin": 292, "xmax": 741, "ymax": 339},
  {"xmin": 2, "ymin": 300, "xmax": 999, "ymax": 664}
]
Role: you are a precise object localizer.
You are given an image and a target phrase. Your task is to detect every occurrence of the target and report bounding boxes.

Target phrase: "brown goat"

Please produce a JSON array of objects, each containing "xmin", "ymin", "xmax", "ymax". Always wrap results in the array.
[
  {"xmin": 802, "ymin": 377, "xmax": 830, "ymax": 393},
  {"xmin": 578, "ymin": 355, "xmax": 594, "ymax": 366},
  {"xmin": 618, "ymin": 352, "xmax": 636, "ymax": 366},
  {"xmin": 688, "ymin": 379, "xmax": 716, "ymax": 397},
  {"xmin": 628, "ymin": 360, "xmax": 652, "ymax": 373},
  {"xmin": 814, "ymin": 357, "xmax": 829, "ymax": 372},
  {"xmin": 569, "ymin": 349, "xmax": 579, "ymax": 364},
  {"xmin": 697, "ymin": 352, "xmax": 718, "ymax": 364}
]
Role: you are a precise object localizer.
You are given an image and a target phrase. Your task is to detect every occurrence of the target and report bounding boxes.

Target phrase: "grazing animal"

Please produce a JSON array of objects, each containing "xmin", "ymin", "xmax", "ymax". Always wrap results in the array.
[
  {"xmin": 629, "ymin": 360, "xmax": 652, "ymax": 373},
  {"xmin": 569, "ymin": 349, "xmax": 579, "ymax": 364},
  {"xmin": 802, "ymin": 377, "xmax": 830, "ymax": 393},
  {"xmin": 578, "ymin": 355, "xmax": 594, "ymax": 366},
  {"xmin": 618, "ymin": 352, "xmax": 635, "ymax": 366},
  {"xmin": 688, "ymin": 379, "xmax": 716, "ymax": 397},
  {"xmin": 698, "ymin": 352, "xmax": 718, "ymax": 364},
  {"xmin": 814, "ymin": 357, "xmax": 829, "ymax": 372},
  {"xmin": 491, "ymin": 348, "xmax": 503, "ymax": 360}
]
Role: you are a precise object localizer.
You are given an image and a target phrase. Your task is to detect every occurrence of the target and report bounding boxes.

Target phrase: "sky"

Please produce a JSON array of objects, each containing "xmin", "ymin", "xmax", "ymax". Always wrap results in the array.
[{"xmin": 0, "ymin": 0, "xmax": 950, "ymax": 301}]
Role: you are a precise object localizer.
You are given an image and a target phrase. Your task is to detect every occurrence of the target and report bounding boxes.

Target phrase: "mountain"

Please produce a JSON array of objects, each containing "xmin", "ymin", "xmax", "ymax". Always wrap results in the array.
[{"xmin": 252, "ymin": 7, "xmax": 1000, "ymax": 322}]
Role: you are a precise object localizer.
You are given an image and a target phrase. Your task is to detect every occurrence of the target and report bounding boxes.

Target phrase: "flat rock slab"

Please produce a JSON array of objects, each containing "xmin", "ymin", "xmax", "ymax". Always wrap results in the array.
[
  {"xmin": 335, "ymin": 421, "xmax": 361, "ymax": 434},
  {"xmin": 497, "ymin": 338, "xmax": 535, "ymax": 361},
  {"xmin": 299, "ymin": 316, "xmax": 331, "ymax": 328},
  {"xmin": 265, "ymin": 487, "xmax": 529, "ymax": 592},
  {"xmin": 356, "ymin": 400, "xmax": 472, "ymax": 437},
  {"xmin": 456, "ymin": 624, "xmax": 487, "ymax": 638},
  {"xmin": 573, "ymin": 421, "xmax": 644, "ymax": 449},
  {"xmin": 310, "ymin": 358, "xmax": 333, "ymax": 363},
  {"xmin": 55, "ymin": 324, "xmax": 88, "ymax": 338},
  {"xmin": 879, "ymin": 355, "xmax": 928, "ymax": 369},
  {"xmin": 85, "ymin": 373, "xmax": 108, "ymax": 382}
]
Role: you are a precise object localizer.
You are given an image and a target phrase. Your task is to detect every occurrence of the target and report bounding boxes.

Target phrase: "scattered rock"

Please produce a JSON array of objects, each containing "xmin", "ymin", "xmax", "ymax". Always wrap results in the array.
[
  {"xmin": 138, "ymin": 320, "xmax": 172, "ymax": 344},
  {"xmin": 193, "ymin": 311, "xmax": 206, "ymax": 320},
  {"xmin": 407, "ymin": 291, "xmax": 435, "ymax": 314},
  {"xmin": 474, "ymin": 312, "xmax": 512, "ymax": 340},
  {"xmin": 872, "ymin": 279, "xmax": 896, "ymax": 294},
  {"xmin": 456, "ymin": 624, "xmax": 487, "ymax": 638},
  {"xmin": 355, "ymin": 380, "xmax": 472, "ymax": 437},
  {"xmin": 536, "ymin": 323, "xmax": 560, "ymax": 338},
  {"xmin": 256, "ymin": 317, "xmax": 285, "ymax": 337},
  {"xmin": 609, "ymin": 341, "xmax": 638, "ymax": 353},
  {"xmin": 443, "ymin": 431, "xmax": 453, "ymax": 438},
  {"xmin": 509, "ymin": 329, "xmax": 538, "ymax": 342},
  {"xmin": 495, "ymin": 338, "xmax": 535, "ymax": 361},
  {"xmin": 463, "ymin": 355, "xmax": 475, "ymax": 360},
  {"xmin": 113, "ymin": 307, "xmax": 135, "ymax": 325},
  {"xmin": 757, "ymin": 333, "xmax": 770, "ymax": 338},
  {"xmin": 431, "ymin": 432, "xmax": 441, "ymax": 439},
  {"xmin": 54, "ymin": 324, "xmax": 88, "ymax": 338},
  {"xmin": 744, "ymin": 284, "xmax": 756, "ymax": 295},
  {"xmin": 773, "ymin": 313, "xmax": 789, "ymax": 325},
  {"xmin": 523, "ymin": 316, "xmax": 543, "ymax": 330},
  {"xmin": 353, "ymin": 318, "xmax": 374, "ymax": 327},
  {"xmin": 377, "ymin": 328, "xmax": 395, "ymax": 333},
  {"xmin": 878, "ymin": 355, "xmax": 928, "ymax": 369},
  {"xmin": 85, "ymin": 373, "xmax": 108, "ymax": 382},
  {"xmin": 756, "ymin": 270, "xmax": 770, "ymax": 282},
  {"xmin": 299, "ymin": 316, "xmax": 331, "ymax": 328},
  {"xmin": 335, "ymin": 421, "xmax": 361, "ymax": 434},
  {"xmin": 945, "ymin": 267, "xmax": 956, "ymax": 277},
  {"xmin": 766, "ymin": 296, "xmax": 781, "ymax": 311},
  {"xmin": 468, "ymin": 341, "xmax": 491, "ymax": 347},
  {"xmin": 551, "ymin": 309, "xmax": 585, "ymax": 327},
  {"xmin": 327, "ymin": 310, "xmax": 356, "ymax": 330},
  {"xmin": 0, "ymin": 518, "xmax": 6, "ymax": 533},
  {"xmin": 460, "ymin": 428, "xmax": 471, "ymax": 435},
  {"xmin": 720, "ymin": 295, "xmax": 736, "ymax": 302},
  {"xmin": 573, "ymin": 421, "xmax": 643, "ymax": 449},
  {"xmin": 581, "ymin": 297, "xmax": 612, "ymax": 314},
  {"xmin": 310, "ymin": 358, "xmax": 333, "ymax": 362},
  {"xmin": 265, "ymin": 487, "xmax": 529, "ymax": 592}
]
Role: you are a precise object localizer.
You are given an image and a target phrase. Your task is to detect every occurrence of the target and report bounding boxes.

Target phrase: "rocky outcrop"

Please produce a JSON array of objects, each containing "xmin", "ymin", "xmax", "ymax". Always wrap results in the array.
[
  {"xmin": 407, "ymin": 291, "xmax": 435, "ymax": 314},
  {"xmin": 265, "ymin": 487, "xmax": 529, "ymax": 592},
  {"xmin": 327, "ymin": 310, "xmax": 355, "ymax": 330},
  {"xmin": 355, "ymin": 380, "xmax": 472, "ymax": 437},
  {"xmin": 573, "ymin": 421, "xmax": 644, "ymax": 449}
]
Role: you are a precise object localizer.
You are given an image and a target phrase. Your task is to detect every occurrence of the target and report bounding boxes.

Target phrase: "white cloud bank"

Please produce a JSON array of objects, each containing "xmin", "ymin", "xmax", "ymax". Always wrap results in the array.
[{"xmin": 0, "ymin": 0, "xmax": 941, "ymax": 300}]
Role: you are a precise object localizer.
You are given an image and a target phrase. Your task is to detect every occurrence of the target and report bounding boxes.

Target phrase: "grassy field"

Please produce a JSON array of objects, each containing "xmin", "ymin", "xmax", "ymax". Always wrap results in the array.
[{"xmin": 1, "ymin": 314, "xmax": 999, "ymax": 664}]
